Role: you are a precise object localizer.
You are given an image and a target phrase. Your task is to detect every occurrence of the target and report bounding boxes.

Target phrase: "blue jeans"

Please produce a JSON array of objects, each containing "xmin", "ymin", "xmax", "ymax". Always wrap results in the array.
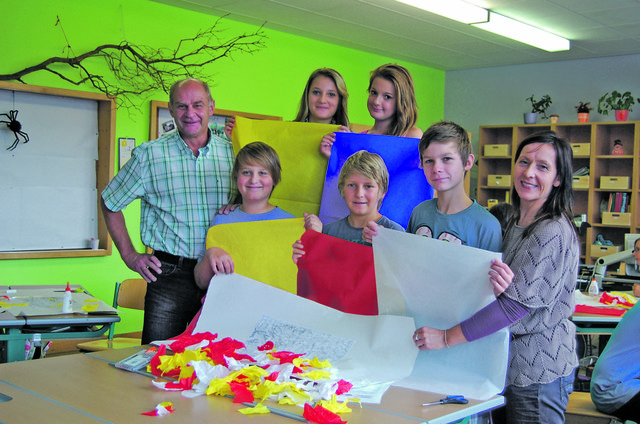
[
  {"xmin": 141, "ymin": 261, "xmax": 205, "ymax": 344},
  {"xmin": 502, "ymin": 373, "xmax": 575, "ymax": 424}
]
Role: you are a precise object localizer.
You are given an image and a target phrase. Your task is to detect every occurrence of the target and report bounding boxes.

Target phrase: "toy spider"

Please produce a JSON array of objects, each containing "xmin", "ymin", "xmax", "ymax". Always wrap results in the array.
[{"xmin": 1, "ymin": 110, "xmax": 30, "ymax": 151}]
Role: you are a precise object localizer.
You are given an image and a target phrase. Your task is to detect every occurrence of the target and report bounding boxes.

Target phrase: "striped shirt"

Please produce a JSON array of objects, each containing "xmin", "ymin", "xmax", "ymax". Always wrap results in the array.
[{"xmin": 102, "ymin": 129, "xmax": 234, "ymax": 259}]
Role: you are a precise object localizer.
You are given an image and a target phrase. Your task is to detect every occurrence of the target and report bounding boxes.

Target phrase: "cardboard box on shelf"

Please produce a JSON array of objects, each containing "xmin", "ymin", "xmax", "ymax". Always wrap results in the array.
[
  {"xmin": 484, "ymin": 144, "xmax": 511, "ymax": 157},
  {"xmin": 600, "ymin": 176, "xmax": 630, "ymax": 190},
  {"xmin": 572, "ymin": 176, "xmax": 590, "ymax": 189},
  {"xmin": 601, "ymin": 212, "xmax": 631, "ymax": 226},
  {"xmin": 591, "ymin": 244, "xmax": 622, "ymax": 258},
  {"xmin": 571, "ymin": 143, "xmax": 591, "ymax": 156},
  {"xmin": 487, "ymin": 175, "xmax": 512, "ymax": 187}
]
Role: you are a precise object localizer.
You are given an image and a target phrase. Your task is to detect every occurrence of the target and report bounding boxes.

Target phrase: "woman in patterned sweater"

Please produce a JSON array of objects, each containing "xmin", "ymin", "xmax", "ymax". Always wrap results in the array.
[{"xmin": 414, "ymin": 131, "xmax": 579, "ymax": 423}]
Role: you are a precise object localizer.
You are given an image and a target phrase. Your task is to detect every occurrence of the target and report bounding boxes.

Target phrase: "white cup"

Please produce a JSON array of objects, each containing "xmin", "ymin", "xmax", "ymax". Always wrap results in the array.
[{"xmin": 90, "ymin": 239, "xmax": 99, "ymax": 250}]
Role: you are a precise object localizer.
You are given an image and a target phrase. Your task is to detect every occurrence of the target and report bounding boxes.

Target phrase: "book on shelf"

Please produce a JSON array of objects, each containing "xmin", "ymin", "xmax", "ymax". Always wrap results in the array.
[
  {"xmin": 607, "ymin": 192, "xmax": 630, "ymax": 213},
  {"xmin": 572, "ymin": 166, "xmax": 589, "ymax": 177}
]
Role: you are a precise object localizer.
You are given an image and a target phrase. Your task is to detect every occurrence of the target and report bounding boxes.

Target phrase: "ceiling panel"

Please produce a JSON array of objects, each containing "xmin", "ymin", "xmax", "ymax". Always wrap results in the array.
[{"xmin": 152, "ymin": 0, "xmax": 640, "ymax": 70}]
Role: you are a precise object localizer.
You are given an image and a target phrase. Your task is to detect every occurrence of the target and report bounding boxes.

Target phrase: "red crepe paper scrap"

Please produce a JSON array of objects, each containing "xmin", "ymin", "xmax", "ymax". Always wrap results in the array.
[
  {"xmin": 165, "ymin": 374, "xmax": 196, "ymax": 391},
  {"xmin": 204, "ymin": 337, "xmax": 255, "ymax": 366},
  {"xmin": 141, "ymin": 402, "xmax": 175, "ymax": 416},
  {"xmin": 258, "ymin": 341, "xmax": 274, "ymax": 351},
  {"xmin": 270, "ymin": 351, "xmax": 305, "ymax": 364},
  {"xmin": 149, "ymin": 343, "xmax": 167, "ymax": 377},
  {"xmin": 335, "ymin": 379, "xmax": 353, "ymax": 395},
  {"xmin": 265, "ymin": 371, "xmax": 280, "ymax": 381},
  {"xmin": 599, "ymin": 292, "xmax": 635, "ymax": 309},
  {"xmin": 229, "ymin": 381, "xmax": 255, "ymax": 403},
  {"xmin": 169, "ymin": 331, "xmax": 218, "ymax": 353},
  {"xmin": 303, "ymin": 403, "xmax": 347, "ymax": 424}
]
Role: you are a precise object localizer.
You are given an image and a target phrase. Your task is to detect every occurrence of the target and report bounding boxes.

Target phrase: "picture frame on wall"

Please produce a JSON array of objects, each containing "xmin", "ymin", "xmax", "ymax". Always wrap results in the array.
[{"xmin": 149, "ymin": 100, "xmax": 282, "ymax": 141}]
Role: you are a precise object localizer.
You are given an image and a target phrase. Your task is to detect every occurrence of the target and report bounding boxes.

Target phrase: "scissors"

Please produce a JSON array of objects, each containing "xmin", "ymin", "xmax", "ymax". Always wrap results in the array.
[{"xmin": 422, "ymin": 395, "xmax": 468, "ymax": 407}]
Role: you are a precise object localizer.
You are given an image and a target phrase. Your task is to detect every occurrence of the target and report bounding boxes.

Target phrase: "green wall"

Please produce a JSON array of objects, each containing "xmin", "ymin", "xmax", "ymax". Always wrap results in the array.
[{"xmin": 0, "ymin": 0, "xmax": 444, "ymax": 333}]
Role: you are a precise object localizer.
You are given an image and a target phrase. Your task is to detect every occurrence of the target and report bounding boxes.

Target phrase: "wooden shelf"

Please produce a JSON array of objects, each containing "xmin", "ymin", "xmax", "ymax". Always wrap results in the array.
[{"xmin": 478, "ymin": 121, "xmax": 639, "ymax": 264}]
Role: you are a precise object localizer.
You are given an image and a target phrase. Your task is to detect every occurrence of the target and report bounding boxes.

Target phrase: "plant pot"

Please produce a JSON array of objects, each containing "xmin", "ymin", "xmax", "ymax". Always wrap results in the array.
[
  {"xmin": 615, "ymin": 110, "xmax": 629, "ymax": 121},
  {"xmin": 523, "ymin": 112, "xmax": 537, "ymax": 124},
  {"xmin": 578, "ymin": 113, "xmax": 590, "ymax": 123}
]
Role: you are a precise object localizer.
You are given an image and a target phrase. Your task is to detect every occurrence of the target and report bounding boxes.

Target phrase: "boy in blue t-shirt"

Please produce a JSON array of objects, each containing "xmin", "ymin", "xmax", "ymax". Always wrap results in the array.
[{"xmin": 365, "ymin": 120, "xmax": 501, "ymax": 252}]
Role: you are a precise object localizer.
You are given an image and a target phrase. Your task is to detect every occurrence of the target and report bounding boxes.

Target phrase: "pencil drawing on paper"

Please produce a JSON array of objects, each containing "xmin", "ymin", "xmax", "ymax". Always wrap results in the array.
[{"xmin": 247, "ymin": 315, "xmax": 355, "ymax": 363}]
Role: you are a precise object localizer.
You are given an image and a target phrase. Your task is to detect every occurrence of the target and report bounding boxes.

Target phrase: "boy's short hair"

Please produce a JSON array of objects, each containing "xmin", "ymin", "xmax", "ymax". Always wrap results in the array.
[
  {"xmin": 230, "ymin": 142, "xmax": 282, "ymax": 203},
  {"xmin": 419, "ymin": 120, "xmax": 473, "ymax": 164},
  {"xmin": 337, "ymin": 150, "xmax": 389, "ymax": 197},
  {"xmin": 232, "ymin": 141, "xmax": 282, "ymax": 185}
]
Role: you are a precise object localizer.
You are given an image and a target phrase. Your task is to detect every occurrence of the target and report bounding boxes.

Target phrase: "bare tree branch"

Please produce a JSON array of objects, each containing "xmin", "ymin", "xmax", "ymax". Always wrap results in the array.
[{"xmin": 0, "ymin": 17, "xmax": 267, "ymax": 111}]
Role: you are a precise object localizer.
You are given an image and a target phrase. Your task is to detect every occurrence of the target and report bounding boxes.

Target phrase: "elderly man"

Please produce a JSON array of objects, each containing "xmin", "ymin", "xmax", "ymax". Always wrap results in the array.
[{"xmin": 101, "ymin": 78, "xmax": 233, "ymax": 343}]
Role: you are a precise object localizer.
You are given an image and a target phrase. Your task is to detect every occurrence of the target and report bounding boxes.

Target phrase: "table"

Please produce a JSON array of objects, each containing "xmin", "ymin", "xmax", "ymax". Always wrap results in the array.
[
  {"xmin": 0, "ymin": 347, "xmax": 504, "ymax": 424},
  {"xmin": 572, "ymin": 311, "xmax": 623, "ymax": 335},
  {"xmin": 0, "ymin": 286, "xmax": 120, "ymax": 363}
]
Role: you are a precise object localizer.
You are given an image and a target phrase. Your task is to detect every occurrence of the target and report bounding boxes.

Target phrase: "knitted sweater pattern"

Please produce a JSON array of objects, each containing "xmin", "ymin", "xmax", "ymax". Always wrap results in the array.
[{"xmin": 502, "ymin": 216, "xmax": 579, "ymax": 387}]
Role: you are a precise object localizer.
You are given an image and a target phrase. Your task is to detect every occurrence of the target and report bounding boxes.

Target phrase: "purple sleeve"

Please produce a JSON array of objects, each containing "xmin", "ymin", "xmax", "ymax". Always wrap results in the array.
[{"xmin": 460, "ymin": 295, "xmax": 529, "ymax": 342}]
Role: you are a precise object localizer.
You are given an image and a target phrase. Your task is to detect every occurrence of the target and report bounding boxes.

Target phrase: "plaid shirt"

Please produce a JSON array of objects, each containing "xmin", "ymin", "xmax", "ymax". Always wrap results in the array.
[{"xmin": 102, "ymin": 129, "xmax": 233, "ymax": 259}]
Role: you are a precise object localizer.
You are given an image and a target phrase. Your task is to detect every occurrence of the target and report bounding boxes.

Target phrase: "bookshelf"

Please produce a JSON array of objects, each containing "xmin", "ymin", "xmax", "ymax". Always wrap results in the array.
[{"xmin": 478, "ymin": 121, "xmax": 639, "ymax": 264}]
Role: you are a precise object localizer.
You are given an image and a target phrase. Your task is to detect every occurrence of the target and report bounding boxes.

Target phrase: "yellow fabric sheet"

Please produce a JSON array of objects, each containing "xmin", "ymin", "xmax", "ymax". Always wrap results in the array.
[
  {"xmin": 231, "ymin": 117, "xmax": 339, "ymax": 217},
  {"xmin": 205, "ymin": 218, "xmax": 305, "ymax": 294}
]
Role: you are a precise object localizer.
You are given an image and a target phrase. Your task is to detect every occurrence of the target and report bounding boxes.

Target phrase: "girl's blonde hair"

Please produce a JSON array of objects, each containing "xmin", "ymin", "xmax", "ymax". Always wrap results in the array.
[
  {"xmin": 294, "ymin": 68, "xmax": 350, "ymax": 127},
  {"xmin": 368, "ymin": 64, "xmax": 418, "ymax": 136}
]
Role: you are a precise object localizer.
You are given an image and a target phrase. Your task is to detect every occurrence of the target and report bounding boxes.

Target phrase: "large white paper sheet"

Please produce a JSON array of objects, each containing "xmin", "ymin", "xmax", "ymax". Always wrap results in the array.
[
  {"xmin": 373, "ymin": 228, "xmax": 509, "ymax": 400},
  {"xmin": 194, "ymin": 273, "xmax": 418, "ymax": 392}
]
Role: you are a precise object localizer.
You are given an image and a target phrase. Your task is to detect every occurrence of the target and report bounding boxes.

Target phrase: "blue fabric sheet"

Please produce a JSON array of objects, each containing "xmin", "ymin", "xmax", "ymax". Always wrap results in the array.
[{"xmin": 319, "ymin": 132, "xmax": 434, "ymax": 228}]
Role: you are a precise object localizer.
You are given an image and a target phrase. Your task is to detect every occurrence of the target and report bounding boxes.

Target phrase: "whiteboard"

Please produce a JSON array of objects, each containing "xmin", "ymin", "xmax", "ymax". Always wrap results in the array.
[{"xmin": 0, "ymin": 90, "xmax": 99, "ymax": 251}]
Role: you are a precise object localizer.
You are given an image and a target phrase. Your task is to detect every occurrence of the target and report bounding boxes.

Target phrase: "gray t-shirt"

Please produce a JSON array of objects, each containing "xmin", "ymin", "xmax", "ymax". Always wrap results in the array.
[{"xmin": 323, "ymin": 215, "xmax": 404, "ymax": 246}]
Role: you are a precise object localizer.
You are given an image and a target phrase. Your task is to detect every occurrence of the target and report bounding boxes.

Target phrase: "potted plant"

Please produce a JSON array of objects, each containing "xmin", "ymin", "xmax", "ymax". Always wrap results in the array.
[
  {"xmin": 575, "ymin": 101, "xmax": 592, "ymax": 123},
  {"xmin": 597, "ymin": 90, "xmax": 639, "ymax": 121},
  {"xmin": 524, "ymin": 94, "xmax": 552, "ymax": 124}
]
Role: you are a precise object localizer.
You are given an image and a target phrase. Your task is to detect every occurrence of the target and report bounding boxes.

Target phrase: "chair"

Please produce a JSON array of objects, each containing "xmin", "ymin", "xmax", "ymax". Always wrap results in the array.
[{"xmin": 76, "ymin": 279, "xmax": 147, "ymax": 351}]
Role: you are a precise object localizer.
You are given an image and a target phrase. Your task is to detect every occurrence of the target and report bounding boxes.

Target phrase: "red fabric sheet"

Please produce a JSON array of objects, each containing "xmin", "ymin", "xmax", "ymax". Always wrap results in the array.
[
  {"xmin": 574, "ymin": 304, "xmax": 626, "ymax": 316},
  {"xmin": 296, "ymin": 229, "xmax": 378, "ymax": 315}
]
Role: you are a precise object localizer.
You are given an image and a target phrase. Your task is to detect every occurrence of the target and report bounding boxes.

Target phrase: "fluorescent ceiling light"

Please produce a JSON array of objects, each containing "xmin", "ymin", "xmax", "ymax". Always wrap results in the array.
[
  {"xmin": 395, "ymin": 0, "xmax": 488, "ymax": 24},
  {"xmin": 473, "ymin": 12, "xmax": 570, "ymax": 52},
  {"xmin": 394, "ymin": 1, "xmax": 570, "ymax": 52}
]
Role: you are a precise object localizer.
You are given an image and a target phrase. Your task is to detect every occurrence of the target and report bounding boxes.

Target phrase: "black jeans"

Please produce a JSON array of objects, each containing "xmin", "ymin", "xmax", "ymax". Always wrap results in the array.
[{"xmin": 141, "ymin": 261, "xmax": 205, "ymax": 344}]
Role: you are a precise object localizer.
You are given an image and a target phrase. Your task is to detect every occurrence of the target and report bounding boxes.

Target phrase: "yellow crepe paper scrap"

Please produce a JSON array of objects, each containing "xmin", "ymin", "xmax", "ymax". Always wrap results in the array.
[
  {"xmin": 156, "ymin": 349, "xmax": 208, "ymax": 374},
  {"xmin": 278, "ymin": 384, "xmax": 314, "ymax": 404},
  {"xmin": 309, "ymin": 357, "xmax": 332, "ymax": 369},
  {"xmin": 277, "ymin": 397, "xmax": 297, "ymax": 405},
  {"xmin": 179, "ymin": 365, "xmax": 195, "ymax": 380},
  {"xmin": 238, "ymin": 403, "xmax": 270, "ymax": 415},
  {"xmin": 206, "ymin": 366, "xmax": 268, "ymax": 396},
  {"xmin": 253, "ymin": 379, "xmax": 286, "ymax": 400},
  {"xmin": 84, "ymin": 298, "xmax": 99, "ymax": 302},
  {"xmin": 317, "ymin": 395, "xmax": 356, "ymax": 414},
  {"xmin": 302, "ymin": 370, "xmax": 332, "ymax": 380},
  {"xmin": 206, "ymin": 378, "xmax": 235, "ymax": 397}
]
